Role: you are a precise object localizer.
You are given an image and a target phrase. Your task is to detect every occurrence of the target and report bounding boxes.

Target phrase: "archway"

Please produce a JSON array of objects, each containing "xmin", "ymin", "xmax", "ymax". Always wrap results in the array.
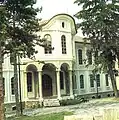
[
  {"xmin": 26, "ymin": 64, "xmax": 38, "ymax": 98},
  {"xmin": 60, "ymin": 63, "xmax": 70, "ymax": 96},
  {"xmin": 42, "ymin": 63, "xmax": 57, "ymax": 98},
  {"xmin": 42, "ymin": 74, "xmax": 52, "ymax": 97}
]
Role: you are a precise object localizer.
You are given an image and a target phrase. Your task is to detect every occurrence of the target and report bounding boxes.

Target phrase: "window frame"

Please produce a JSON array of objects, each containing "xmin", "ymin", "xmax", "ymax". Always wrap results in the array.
[
  {"xmin": 62, "ymin": 22, "xmax": 65, "ymax": 28},
  {"xmin": 80, "ymin": 75, "xmax": 84, "ymax": 89},
  {"xmin": 96, "ymin": 74, "xmax": 100, "ymax": 87},
  {"xmin": 90, "ymin": 74, "xmax": 94, "ymax": 87},
  {"xmin": 44, "ymin": 34, "xmax": 52, "ymax": 54},
  {"xmin": 11, "ymin": 77, "xmax": 15, "ymax": 95},
  {"xmin": 105, "ymin": 74, "xmax": 109, "ymax": 86},
  {"xmin": 61, "ymin": 35, "xmax": 67, "ymax": 54},
  {"xmin": 78, "ymin": 49, "xmax": 83, "ymax": 64},
  {"xmin": 27, "ymin": 72, "xmax": 33, "ymax": 92}
]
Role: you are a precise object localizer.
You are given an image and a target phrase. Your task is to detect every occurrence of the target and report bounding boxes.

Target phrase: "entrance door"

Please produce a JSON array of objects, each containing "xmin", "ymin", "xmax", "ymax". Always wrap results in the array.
[{"xmin": 42, "ymin": 74, "xmax": 52, "ymax": 97}]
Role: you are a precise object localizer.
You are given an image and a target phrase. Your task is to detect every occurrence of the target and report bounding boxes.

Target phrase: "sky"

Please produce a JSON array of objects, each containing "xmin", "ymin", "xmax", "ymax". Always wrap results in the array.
[
  {"xmin": 35, "ymin": 0, "xmax": 79, "ymax": 20},
  {"xmin": 34, "ymin": 0, "xmax": 83, "ymax": 36}
]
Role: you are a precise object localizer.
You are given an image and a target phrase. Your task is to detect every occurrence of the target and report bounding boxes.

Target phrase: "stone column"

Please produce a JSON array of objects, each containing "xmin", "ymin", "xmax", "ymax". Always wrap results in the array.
[
  {"xmin": 38, "ymin": 71, "xmax": 43, "ymax": 100},
  {"xmin": 69, "ymin": 70, "xmax": 74, "ymax": 98},
  {"xmin": 56, "ymin": 70, "xmax": 61, "ymax": 100},
  {"xmin": 24, "ymin": 71, "xmax": 28, "ymax": 101}
]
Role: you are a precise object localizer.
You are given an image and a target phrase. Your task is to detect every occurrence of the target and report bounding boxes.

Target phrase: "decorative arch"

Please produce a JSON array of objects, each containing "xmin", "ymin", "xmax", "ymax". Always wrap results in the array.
[
  {"xmin": 60, "ymin": 63, "xmax": 70, "ymax": 71},
  {"xmin": 26, "ymin": 64, "xmax": 38, "ymax": 98},
  {"xmin": 26, "ymin": 64, "xmax": 38, "ymax": 71},
  {"xmin": 42, "ymin": 63, "xmax": 56, "ymax": 97},
  {"xmin": 42, "ymin": 63, "xmax": 56, "ymax": 71}
]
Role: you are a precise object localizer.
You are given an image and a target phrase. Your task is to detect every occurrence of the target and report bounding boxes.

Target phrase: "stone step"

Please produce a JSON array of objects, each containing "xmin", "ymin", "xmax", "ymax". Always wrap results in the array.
[{"xmin": 43, "ymin": 99, "xmax": 60, "ymax": 107}]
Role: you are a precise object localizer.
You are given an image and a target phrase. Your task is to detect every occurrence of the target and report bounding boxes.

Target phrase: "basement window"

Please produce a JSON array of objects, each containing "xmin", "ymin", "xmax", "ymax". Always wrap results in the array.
[{"xmin": 12, "ymin": 106, "xmax": 16, "ymax": 111}]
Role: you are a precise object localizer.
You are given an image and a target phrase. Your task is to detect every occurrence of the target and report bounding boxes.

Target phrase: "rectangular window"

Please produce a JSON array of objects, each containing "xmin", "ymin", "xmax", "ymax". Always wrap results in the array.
[
  {"xmin": 105, "ymin": 74, "xmax": 109, "ymax": 86},
  {"xmin": 44, "ymin": 41, "xmax": 52, "ymax": 54},
  {"xmin": 90, "ymin": 74, "xmax": 94, "ymax": 87},
  {"xmin": 80, "ymin": 75, "xmax": 84, "ymax": 89},
  {"xmin": 96, "ymin": 74, "xmax": 100, "ymax": 87},
  {"xmin": 11, "ymin": 77, "xmax": 15, "ymax": 95},
  {"xmin": 60, "ymin": 71, "xmax": 64, "ymax": 89},
  {"xmin": 78, "ymin": 49, "xmax": 83, "ymax": 64},
  {"xmin": 27, "ymin": 72, "xmax": 32, "ymax": 92},
  {"xmin": 61, "ymin": 35, "xmax": 67, "ymax": 54}
]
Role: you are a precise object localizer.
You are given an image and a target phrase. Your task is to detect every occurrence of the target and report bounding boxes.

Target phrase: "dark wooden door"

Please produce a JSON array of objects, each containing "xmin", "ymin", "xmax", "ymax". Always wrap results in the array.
[{"xmin": 42, "ymin": 74, "xmax": 52, "ymax": 97}]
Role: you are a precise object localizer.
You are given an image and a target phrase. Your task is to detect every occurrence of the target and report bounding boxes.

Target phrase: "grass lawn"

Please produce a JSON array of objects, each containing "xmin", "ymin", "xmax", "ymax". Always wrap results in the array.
[{"xmin": 6, "ymin": 111, "xmax": 73, "ymax": 120}]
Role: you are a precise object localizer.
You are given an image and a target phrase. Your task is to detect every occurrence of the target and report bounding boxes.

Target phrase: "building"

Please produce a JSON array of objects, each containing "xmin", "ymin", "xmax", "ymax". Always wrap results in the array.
[{"xmin": 3, "ymin": 14, "xmax": 114, "ymax": 111}]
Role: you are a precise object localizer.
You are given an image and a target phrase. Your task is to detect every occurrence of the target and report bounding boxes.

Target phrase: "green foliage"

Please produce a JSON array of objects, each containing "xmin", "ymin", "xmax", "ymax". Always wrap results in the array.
[
  {"xmin": 4, "ymin": 0, "xmax": 42, "ymax": 57},
  {"xmin": 74, "ymin": 0, "xmax": 119, "ymax": 71},
  {"xmin": 74, "ymin": 0, "xmax": 119, "ymax": 97},
  {"xmin": 7, "ymin": 112, "xmax": 73, "ymax": 120},
  {"xmin": 59, "ymin": 96, "xmax": 89, "ymax": 106}
]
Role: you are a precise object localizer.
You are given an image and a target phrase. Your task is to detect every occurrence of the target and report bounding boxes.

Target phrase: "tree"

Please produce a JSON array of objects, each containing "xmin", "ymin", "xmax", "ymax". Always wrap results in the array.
[
  {"xmin": 74, "ymin": 0, "xmax": 119, "ymax": 97},
  {"xmin": 4, "ymin": 0, "xmax": 45, "ymax": 116},
  {"xmin": 0, "ymin": 3, "xmax": 7, "ymax": 120}
]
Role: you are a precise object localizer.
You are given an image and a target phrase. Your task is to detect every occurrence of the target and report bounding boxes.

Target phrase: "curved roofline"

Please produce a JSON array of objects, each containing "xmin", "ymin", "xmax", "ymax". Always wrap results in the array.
[{"xmin": 40, "ymin": 13, "xmax": 77, "ymax": 33}]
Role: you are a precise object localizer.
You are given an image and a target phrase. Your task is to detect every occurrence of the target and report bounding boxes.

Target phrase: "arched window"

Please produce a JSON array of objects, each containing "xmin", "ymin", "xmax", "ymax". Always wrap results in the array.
[
  {"xmin": 90, "ymin": 74, "xmax": 94, "ymax": 87},
  {"xmin": 78, "ymin": 49, "xmax": 82, "ymax": 64},
  {"xmin": 61, "ymin": 35, "xmax": 67, "ymax": 54},
  {"xmin": 11, "ymin": 77, "xmax": 14, "ymax": 95},
  {"xmin": 96, "ymin": 74, "xmax": 100, "ymax": 87},
  {"xmin": 44, "ymin": 34, "xmax": 52, "ymax": 54},
  {"xmin": 62, "ymin": 22, "xmax": 65, "ymax": 28},
  {"xmin": 80, "ymin": 75, "xmax": 84, "ymax": 89},
  {"xmin": 27, "ymin": 72, "xmax": 32, "ymax": 92},
  {"xmin": 105, "ymin": 74, "xmax": 109, "ymax": 86}
]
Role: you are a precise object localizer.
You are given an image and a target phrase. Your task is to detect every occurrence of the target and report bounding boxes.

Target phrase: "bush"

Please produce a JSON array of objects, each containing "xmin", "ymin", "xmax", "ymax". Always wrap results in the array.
[{"xmin": 59, "ymin": 96, "xmax": 89, "ymax": 106}]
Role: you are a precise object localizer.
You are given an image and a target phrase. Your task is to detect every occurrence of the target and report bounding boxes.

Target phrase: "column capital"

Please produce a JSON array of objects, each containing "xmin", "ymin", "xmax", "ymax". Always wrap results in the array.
[
  {"xmin": 24, "ymin": 71, "xmax": 27, "ymax": 73},
  {"xmin": 56, "ymin": 68, "xmax": 60, "ymax": 72}
]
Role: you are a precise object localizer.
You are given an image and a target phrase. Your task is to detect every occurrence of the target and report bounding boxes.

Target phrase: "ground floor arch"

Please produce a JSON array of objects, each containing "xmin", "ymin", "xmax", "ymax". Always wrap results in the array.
[{"xmin": 23, "ymin": 61, "xmax": 74, "ymax": 103}]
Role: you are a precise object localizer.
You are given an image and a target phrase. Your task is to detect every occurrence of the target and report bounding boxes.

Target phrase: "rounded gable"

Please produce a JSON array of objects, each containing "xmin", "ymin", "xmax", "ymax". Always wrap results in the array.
[{"xmin": 40, "ymin": 13, "xmax": 77, "ymax": 35}]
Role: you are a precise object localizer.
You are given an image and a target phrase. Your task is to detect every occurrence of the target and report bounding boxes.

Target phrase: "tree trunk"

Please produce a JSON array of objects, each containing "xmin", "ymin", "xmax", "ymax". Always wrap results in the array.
[
  {"xmin": 108, "ymin": 64, "xmax": 119, "ymax": 97},
  {"xmin": 13, "ymin": 52, "xmax": 20, "ymax": 116},
  {"xmin": 0, "ymin": 42, "xmax": 5, "ymax": 120}
]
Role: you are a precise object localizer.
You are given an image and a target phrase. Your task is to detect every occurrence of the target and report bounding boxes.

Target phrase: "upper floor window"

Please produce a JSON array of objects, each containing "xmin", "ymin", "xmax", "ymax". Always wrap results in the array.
[
  {"xmin": 96, "ymin": 74, "xmax": 100, "ymax": 87},
  {"xmin": 80, "ymin": 75, "xmax": 84, "ymax": 89},
  {"xmin": 78, "ymin": 49, "xmax": 83, "ymax": 64},
  {"xmin": 61, "ymin": 35, "xmax": 67, "ymax": 54},
  {"xmin": 87, "ymin": 50, "xmax": 92, "ymax": 64},
  {"xmin": 44, "ymin": 34, "xmax": 52, "ymax": 54},
  {"xmin": 105, "ymin": 74, "xmax": 109, "ymax": 86},
  {"xmin": 62, "ymin": 22, "xmax": 65, "ymax": 28},
  {"xmin": 11, "ymin": 77, "xmax": 15, "ymax": 95},
  {"xmin": 90, "ymin": 74, "xmax": 94, "ymax": 87},
  {"xmin": 27, "ymin": 72, "xmax": 32, "ymax": 92}
]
